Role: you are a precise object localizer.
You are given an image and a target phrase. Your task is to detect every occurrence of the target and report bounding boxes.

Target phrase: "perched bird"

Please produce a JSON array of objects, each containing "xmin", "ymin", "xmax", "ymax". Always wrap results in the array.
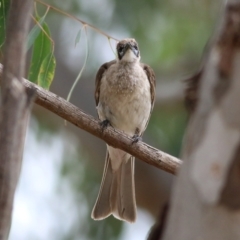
[{"xmin": 91, "ymin": 38, "xmax": 156, "ymax": 223}]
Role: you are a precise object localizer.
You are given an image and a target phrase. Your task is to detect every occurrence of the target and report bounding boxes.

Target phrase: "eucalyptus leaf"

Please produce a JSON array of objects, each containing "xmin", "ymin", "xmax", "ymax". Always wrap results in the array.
[
  {"xmin": 26, "ymin": 15, "xmax": 47, "ymax": 52},
  {"xmin": 67, "ymin": 28, "xmax": 88, "ymax": 102},
  {"xmin": 0, "ymin": 0, "xmax": 10, "ymax": 48},
  {"xmin": 75, "ymin": 28, "xmax": 82, "ymax": 47},
  {"xmin": 28, "ymin": 18, "xmax": 56, "ymax": 89},
  {"xmin": 38, "ymin": 53, "xmax": 56, "ymax": 90}
]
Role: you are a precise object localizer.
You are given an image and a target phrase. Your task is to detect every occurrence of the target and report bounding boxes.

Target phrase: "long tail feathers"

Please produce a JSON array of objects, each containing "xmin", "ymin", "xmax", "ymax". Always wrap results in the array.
[
  {"xmin": 91, "ymin": 153, "xmax": 113, "ymax": 219},
  {"xmin": 91, "ymin": 153, "xmax": 136, "ymax": 222}
]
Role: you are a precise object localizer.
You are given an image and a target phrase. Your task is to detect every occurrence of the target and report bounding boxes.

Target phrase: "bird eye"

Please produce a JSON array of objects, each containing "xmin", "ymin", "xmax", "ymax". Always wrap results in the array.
[
  {"xmin": 133, "ymin": 45, "xmax": 138, "ymax": 50},
  {"xmin": 118, "ymin": 45, "xmax": 124, "ymax": 52}
]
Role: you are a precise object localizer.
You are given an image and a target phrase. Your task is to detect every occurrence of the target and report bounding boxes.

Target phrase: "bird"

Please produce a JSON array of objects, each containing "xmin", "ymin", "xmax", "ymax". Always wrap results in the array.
[{"xmin": 91, "ymin": 38, "xmax": 156, "ymax": 223}]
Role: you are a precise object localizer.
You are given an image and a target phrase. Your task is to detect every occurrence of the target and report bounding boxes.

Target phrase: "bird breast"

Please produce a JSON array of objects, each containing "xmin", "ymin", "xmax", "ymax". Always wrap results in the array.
[{"xmin": 97, "ymin": 62, "xmax": 151, "ymax": 136}]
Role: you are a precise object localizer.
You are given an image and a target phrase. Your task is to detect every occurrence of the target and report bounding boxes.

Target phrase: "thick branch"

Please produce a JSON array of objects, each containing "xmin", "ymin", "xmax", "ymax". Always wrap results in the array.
[
  {"xmin": 0, "ymin": 63, "xmax": 182, "ymax": 175},
  {"xmin": 0, "ymin": 0, "xmax": 33, "ymax": 239}
]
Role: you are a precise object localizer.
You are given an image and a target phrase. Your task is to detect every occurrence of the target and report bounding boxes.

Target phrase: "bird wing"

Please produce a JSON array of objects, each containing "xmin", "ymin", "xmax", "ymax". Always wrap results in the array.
[
  {"xmin": 140, "ymin": 63, "xmax": 156, "ymax": 132},
  {"xmin": 95, "ymin": 60, "xmax": 116, "ymax": 106}
]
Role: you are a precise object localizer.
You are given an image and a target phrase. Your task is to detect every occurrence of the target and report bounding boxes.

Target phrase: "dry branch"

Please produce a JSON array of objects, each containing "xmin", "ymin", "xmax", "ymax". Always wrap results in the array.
[{"xmin": 0, "ymin": 63, "xmax": 181, "ymax": 175}]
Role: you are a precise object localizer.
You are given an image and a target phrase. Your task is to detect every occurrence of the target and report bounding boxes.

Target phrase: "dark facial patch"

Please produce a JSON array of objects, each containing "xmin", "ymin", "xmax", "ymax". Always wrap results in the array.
[
  {"xmin": 131, "ymin": 43, "xmax": 139, "ymax": 57},
  {"xmin": 117, "ymin": 43, "xmax": 125, "ymax": 60},
  {"xmin": 116, "ymin": 39, "xmax": 140, "ymax": 60}
]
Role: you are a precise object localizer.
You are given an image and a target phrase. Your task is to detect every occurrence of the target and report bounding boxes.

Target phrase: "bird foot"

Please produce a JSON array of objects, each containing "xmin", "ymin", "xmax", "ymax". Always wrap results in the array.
[
  {"xmin": 132, "ymin": 134, "xmax": 142, "ymax": 144},
  {"xmin": 100, "ymin": 119, "xmax": 110, "ymax": 131}
]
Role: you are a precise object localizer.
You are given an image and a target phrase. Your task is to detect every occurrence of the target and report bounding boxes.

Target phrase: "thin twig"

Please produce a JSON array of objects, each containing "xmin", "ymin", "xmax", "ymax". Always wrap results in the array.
[
  {"xmin": 35, "ymin": 0, "xmax": 119, "ymax": 42},
  {"xmin": 30, "ymin": 7, "xmax": 53, "ymax": 44},
  {"xmin": 66, "ymin": 26, "xmax": 89, "ymax": 102}
]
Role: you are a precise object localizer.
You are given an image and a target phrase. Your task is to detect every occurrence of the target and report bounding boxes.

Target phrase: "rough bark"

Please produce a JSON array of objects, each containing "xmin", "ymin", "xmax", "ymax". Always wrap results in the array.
[
  {"xmin": 163, "ymin": 1, "xmax": 240, "ymax": 239},
  {"xmin": 0, "ymin": 1, "xmax": 33, "ymax": 239}
]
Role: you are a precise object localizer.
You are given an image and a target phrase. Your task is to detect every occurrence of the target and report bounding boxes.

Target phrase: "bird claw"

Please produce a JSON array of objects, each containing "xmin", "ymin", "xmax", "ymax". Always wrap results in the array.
[
  {"xmin": 100, "ymin": 119, "xmax": 110, "ymax": 131},
  {"xmin": 132, "ymin": 134, "xmax": 142, "ymax": 144}
]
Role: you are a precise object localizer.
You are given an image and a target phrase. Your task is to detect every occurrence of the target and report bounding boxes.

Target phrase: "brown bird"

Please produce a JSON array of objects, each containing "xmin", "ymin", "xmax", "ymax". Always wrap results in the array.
[{"xmin": 91, "ymin": 38, "xmax": 156, "ymax": 222}]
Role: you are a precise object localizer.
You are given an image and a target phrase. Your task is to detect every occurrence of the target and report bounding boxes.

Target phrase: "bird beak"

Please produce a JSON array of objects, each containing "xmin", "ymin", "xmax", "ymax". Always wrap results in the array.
[{"xmin": 124, "ymin": 43, "xmax": 139, "ymax": 58}]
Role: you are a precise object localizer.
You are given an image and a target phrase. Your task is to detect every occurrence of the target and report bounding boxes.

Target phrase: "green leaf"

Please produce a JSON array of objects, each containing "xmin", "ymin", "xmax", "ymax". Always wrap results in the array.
[
  {"xmin": 38, "ymin": 53, "xmax": 56, "ymax": 90},
  {"xmin": 0, "ymin": 0, "xmax": 10, "ymax": 48},
  {"xmin": 74, "ymin": 28, "xmax": 82, "ymax": 47},
  {"xmin": 28, "ymin": 18, "xmax": 56, "ymax": 89},
  {"xmin": 26, "ymin": 15, "xmax": 47, "ymax": 52}
]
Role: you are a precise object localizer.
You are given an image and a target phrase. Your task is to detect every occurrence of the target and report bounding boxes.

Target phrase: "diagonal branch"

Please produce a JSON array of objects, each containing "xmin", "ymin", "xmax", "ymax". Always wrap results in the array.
[{"xmin": 0, "ymin": 63, "xmax": 182, "ymax": 175}]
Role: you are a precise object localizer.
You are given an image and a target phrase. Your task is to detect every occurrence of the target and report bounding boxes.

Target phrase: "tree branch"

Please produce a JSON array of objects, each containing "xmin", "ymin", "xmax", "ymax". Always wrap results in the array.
[
  {"xmin": 0, "ymin": 63, "xmax": 182, "ymax": 175},
  {"xmin": 0, "ymin": 1, "xmax": 33, "ymax": 238}
]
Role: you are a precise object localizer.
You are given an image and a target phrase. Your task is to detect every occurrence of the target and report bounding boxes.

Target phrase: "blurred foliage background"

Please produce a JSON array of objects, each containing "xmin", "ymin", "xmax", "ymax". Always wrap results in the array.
[{"xmin": 2, "ymin": 0, "xmax": 222, "ymax": 239}]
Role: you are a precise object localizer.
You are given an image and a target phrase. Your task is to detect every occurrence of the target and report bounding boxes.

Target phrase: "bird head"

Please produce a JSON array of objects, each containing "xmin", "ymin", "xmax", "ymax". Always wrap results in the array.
[{"xmin": 116, "ymin": 38, "xmax": 140, "ymax": 63}]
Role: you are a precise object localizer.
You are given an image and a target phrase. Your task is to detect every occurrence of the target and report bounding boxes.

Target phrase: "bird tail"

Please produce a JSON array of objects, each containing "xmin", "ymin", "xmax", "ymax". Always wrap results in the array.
[{"xmin": 91, "ymin": 153, "xmax": 136, "ymax": 223}]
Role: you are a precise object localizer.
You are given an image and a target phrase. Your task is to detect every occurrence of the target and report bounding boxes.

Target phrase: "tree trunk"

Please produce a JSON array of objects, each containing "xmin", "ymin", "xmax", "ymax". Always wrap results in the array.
[
  {"xmin": 0, "ymin": 1, "xmax": 33, "ymax": 239},
  {"xmin": 163, "ymin": 1, "xmax": 240, "ymax": 239}
]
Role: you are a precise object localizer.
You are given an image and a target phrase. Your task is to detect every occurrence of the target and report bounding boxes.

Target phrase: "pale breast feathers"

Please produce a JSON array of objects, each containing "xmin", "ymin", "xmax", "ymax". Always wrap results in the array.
[{"xmin": 95, "ymin": 61, "xmax": 155, "ymax": 135}]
